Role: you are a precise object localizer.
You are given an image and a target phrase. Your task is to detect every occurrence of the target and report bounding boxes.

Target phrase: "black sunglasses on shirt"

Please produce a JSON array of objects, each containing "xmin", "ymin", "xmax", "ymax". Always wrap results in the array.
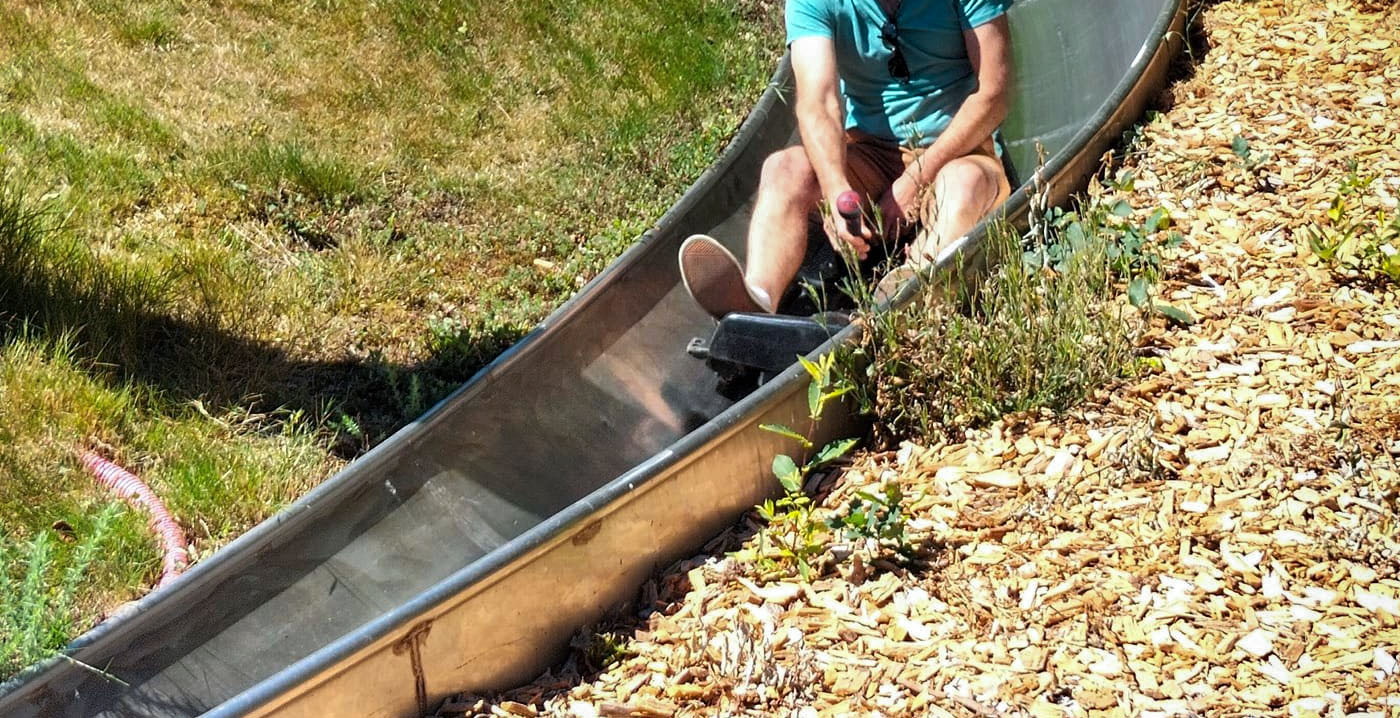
[{"xmin": 881, "ymin": 21, "xmax": 910, "ymax": 83}]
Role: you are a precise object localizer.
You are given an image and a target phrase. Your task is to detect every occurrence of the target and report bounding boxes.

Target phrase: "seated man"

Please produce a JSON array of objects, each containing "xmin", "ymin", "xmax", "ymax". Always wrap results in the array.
[{"xmin": 681, "ymin": 0, "xmax": 1013, "ymax": 317}]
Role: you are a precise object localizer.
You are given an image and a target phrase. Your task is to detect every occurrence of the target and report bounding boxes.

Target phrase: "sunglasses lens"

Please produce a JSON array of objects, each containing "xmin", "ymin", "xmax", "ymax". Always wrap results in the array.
[
  {"xmin": 888, "ymin": 51, "xmax": 909, "ymax": 80},
  {"xmin": 881, "ymin": 22, "xmax": 909, "ymax": 81}
]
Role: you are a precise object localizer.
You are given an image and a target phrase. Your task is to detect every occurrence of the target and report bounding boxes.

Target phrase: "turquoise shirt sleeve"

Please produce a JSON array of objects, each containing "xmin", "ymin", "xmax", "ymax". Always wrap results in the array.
[
  {"xmin": 961, "ymin": 0, "xmax": 1011, "ymax": 29},
  {"xmin": 785, "ymin": 0, "xmax": 832, "ymax": 45}
]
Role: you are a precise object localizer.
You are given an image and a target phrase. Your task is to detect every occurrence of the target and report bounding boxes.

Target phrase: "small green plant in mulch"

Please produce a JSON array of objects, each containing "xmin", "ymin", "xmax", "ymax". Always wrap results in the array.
[
  {"xmin": 746, "ymin": 353, "xmax": 859, "ymax": 581},
  {"xmin": 826, "ymin": 481, "xmax": 911, "ymax": 557},
  {"xmin": 1301, "ymin": 166, "xmax": 1400, "ymax": 286},
  {"xmin": 1229, "ymin": 134, "xmax": 1272, "ymax": 174},
  {"xmin": 1028, "ymin": 169, "xmax": 1193, "ymax": 326},
  {"xmin": 569, "ymin": 627, "xmax": 637, "ymax": 674}
]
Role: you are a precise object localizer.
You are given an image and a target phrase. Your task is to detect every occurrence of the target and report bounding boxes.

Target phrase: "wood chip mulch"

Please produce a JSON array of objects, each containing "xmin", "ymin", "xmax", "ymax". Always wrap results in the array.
[{"xmin": 435, "ymin": 1, "xmax": 1400, "ymax": 716}]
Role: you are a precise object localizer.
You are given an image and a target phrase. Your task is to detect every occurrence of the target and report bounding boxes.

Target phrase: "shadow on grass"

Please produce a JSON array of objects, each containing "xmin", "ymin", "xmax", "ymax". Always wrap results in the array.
[{"xmin": 0, "ymin": 187, "xmax": 522, "ymax": 457}]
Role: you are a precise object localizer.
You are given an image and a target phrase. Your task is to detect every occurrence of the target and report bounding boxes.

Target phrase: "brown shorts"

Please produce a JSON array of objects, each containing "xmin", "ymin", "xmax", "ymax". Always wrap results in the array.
[{"xmin": 842, "ymin": 129, "xmax": 1011, "ymax": 247}]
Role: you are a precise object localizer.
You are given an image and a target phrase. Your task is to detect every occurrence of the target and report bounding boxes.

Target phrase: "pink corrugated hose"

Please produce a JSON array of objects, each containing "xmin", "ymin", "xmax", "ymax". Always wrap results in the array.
[{"xmin": 80, "ymin": 451, "xmax": 189, "ymax": 588}]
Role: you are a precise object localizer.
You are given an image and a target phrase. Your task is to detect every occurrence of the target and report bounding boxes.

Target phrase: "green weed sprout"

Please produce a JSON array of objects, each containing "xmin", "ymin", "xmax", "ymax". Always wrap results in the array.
[
  {"xmin": 1301, "ymin": 168, "xmax": 1400, "ymax": 286},
  {"xmin": 826, "ymin": 481, "xmax": 911, "ymax": 557},
  {"xmin": 750, "ymin": 353, "xmax": 858, "ymax": 581},
  {"xmin": 1, "ymin": 503, "xmax": 120, "ymax": 676}
]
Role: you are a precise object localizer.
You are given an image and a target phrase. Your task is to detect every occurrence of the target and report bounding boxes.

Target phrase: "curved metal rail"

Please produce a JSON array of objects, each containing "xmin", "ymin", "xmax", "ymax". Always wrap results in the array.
[{"xmin": 0, "ymin": 0, "xmax": 1185, "ymax": 715}]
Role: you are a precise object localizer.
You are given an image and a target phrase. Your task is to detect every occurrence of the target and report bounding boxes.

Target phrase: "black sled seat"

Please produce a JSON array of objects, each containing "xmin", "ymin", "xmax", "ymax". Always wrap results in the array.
[
  {"xmin": 688, "ymin": 311, "xmax": 849, "ymax": 382},
  {"xmin": 686, "ymin": 221, "xmax": 859, "ymax": 389}
]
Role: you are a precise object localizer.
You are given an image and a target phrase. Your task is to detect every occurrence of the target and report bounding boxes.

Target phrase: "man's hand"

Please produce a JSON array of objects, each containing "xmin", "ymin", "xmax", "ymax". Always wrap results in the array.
[
  {"xmin": 824, "ymin": 191, "xmax": 872, "ymax": 260},
  {"xmin": 875, "ymin": 173, "xmax": 926, "ymax": 241}
]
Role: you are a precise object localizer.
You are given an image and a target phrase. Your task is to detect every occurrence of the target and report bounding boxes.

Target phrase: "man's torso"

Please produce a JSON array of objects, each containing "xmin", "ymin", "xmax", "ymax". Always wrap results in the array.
[{"xmin": 785, "ymin": 0, "xmax": 1009, "ymax": 146}]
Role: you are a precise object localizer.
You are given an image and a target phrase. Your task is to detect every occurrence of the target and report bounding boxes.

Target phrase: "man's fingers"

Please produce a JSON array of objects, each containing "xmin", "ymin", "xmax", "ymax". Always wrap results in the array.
[
  {"xmin": 827, "ymin": 224, "xmax": 869, "ymax": 261},
  {"xmin": 845, "ymin": 231, "xmax": 870, "ymax": 259}
]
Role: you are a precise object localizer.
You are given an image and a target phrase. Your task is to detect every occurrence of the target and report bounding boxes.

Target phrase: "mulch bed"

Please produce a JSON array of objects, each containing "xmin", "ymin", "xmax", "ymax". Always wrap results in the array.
[{"xmin": 435, "ymin": 1, "xmax": 1400, "ymax": 715}]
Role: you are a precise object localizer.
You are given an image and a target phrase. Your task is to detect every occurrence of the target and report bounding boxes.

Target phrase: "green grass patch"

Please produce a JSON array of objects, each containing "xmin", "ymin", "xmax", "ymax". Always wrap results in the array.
[
  {"xmin": 0, "ymin": 0, "xmax": 782, "ymax": 676},
  {"xmin": 117, "ymin": 11, "xmax": 180, "ymax": 50},
  {"xmin": 212, "ymin": 139, "xmax": 374, "ymax": 207},
  {"xmin": 0, "ymin": 112, "xmax": 160, "ymax": 226},
  {"xmin": 0, "ymin": 180, "xmax": 169, "ymax": 368},
  {"xmin": 0, "ymin": 330, "xmax": 336, "ymax": 675}
]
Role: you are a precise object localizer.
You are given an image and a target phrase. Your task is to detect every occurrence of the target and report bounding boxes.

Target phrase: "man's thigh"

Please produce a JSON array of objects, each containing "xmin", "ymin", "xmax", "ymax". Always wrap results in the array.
[{"xmin": 843, "ymin": 130, "xmax": 905, "ymax": 206}]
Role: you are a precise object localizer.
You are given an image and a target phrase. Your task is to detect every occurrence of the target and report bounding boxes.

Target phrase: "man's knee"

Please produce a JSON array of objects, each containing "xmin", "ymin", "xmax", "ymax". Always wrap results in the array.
[
  {"xmin": 934, "ymin": 159, "xmax": 1002, "ymax": 211},
  {"xmin": 761, "ymin": 147, "xmax": 818, "ymax": 197}
]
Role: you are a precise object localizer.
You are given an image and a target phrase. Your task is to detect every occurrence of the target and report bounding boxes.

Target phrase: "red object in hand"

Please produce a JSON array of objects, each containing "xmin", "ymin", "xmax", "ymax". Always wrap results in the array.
[
  {"xmin": 835, "ymin": 191, "xmax": 863, "ymax": 237},
  {"xmin": 835, "ymin": 191, "xmax": 862, "ymax": 221}
]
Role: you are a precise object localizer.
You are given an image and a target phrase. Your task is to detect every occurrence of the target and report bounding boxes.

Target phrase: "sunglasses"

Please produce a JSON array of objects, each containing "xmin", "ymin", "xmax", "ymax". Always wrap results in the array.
[{"xmin": 881, "ymin": 21, "xmax": 910, "ymax": 83}]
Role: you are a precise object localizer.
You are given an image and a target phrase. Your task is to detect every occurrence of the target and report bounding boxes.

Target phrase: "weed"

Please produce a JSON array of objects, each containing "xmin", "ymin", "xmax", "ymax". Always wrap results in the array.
[
  {"xmin": 1028, "ymin": 169, "xmax": 1193, "ymax": 327},
  {"xmin": 1229, "ymin": 134, "xmax": 1271, "ymax": 174},
  {"xmin": 569, "ymin": 628, "xmax": 636, "ymax": 674},
  {"xmin": 422, "ymin": 314, "xmax": 527, "ymax": 380},
  {"xmin": 330, "ymin": 411, "xmax": 368, "ymax": 456},
  {"xmin": 749, "ymin": 353, "xmax": 859, "ymax": 580},
  {"xmin": 1027, "ymin": 170, "xmax": 1187, "ymax": 317},
  {"xmin": 383, "ymin": 365, "xmax": 427, "ymax": 420},
  {"xmin": 826, "ymin": 481, "xmax": 911, "ymax": 556},
  {"xmin": 1, "ymin": 504, "xmax": 121, "ymax": 676},
  {"xmin": 843, "ymin": 182, "xmax": 1153, "ymax": 444},
  {"xmin": 333, "ymin": 412, "xmax": 364, "ymax": 441},
  {"xmin": 1300, "ymin": 167, "xmax": 1400, "ymax": 286}
]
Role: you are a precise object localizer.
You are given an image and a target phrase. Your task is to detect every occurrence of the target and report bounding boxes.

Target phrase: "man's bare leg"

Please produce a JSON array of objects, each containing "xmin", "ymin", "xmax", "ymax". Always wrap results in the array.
[
  {"xmin": 908, "ymin": 154, "xmax": 1008, "ymax": 265},
  {"xmin": 743, "ymin": 146, "xmax": 823, "ymax": 309}
]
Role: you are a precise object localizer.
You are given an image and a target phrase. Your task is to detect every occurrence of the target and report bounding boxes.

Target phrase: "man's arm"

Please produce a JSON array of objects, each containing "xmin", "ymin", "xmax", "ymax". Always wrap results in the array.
[
  {"xmin": 790, "ymin": 36, "xmax": 873, "ymax": 257},
  {"xmin": 880, "ymin": 15, "xmax": 1013, "ymax": 232}
]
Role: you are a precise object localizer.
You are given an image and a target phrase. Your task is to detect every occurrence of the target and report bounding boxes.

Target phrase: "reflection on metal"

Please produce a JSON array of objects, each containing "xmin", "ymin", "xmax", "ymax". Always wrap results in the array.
[{"xmin": 0, "ymin": 1, "xmax": 1185, "ymax": 715}]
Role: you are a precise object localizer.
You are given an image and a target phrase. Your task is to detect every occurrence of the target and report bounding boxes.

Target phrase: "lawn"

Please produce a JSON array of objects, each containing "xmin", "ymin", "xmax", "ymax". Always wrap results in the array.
[{"xmin": 0, "ymin": 0, "xmax": 782, "ymax": 677}]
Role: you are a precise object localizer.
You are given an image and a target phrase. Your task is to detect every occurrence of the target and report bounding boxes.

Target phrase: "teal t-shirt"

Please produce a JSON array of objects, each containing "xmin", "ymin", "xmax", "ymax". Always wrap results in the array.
[{"xmin": 786, "ymin": 0, "xmax": 1010, "ymax": 147}]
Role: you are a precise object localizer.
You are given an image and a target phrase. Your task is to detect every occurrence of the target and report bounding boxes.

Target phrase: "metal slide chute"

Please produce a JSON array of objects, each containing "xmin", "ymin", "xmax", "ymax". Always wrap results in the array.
[{"xmin": 0, "ymin": 1, "xmax": 1185, "ymax": 715}]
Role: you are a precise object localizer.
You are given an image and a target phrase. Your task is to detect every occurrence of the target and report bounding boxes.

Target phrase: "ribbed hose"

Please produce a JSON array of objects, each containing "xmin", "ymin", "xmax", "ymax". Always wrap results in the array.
[{"xmin": 80, "ymin": 451, "xmax": 189, "ymax": 588}]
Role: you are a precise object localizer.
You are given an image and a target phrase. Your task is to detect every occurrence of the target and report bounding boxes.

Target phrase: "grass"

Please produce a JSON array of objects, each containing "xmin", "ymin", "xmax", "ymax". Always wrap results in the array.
[
  {"xmin": 0, "ymin": 330, "xmax": 337, "ymax": 676},
  {"xmin": 0, "ymin": 504, "xmax": 120, "ymax": 678},
  {"xmin": 0, "ymin": 0, "xmax": 782, "ymax": 678},
  {"xmin": 841, "ymin": 180, "xmax": 1166, "ymax": 446}
]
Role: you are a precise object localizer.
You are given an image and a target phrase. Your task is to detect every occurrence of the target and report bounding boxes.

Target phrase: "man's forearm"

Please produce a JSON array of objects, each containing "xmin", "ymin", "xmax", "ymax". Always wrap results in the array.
[
  {"xmin": 796, "ymin": 93, "xmax": 852, "ymax": 202},
  {"xmin": 905, "ymin": 90, "xmax": 1008, "ymax": 188}
]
